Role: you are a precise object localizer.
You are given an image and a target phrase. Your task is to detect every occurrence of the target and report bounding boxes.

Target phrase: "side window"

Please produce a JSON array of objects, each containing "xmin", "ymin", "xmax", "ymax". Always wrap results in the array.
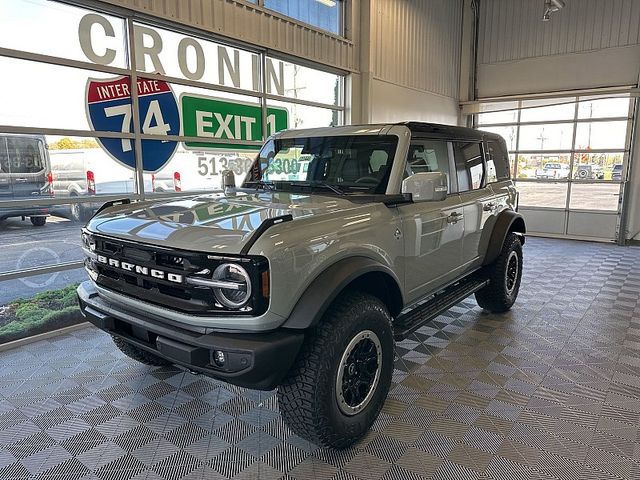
[
  {"xmin": 405, "ymin": 140, "xmax": 451, "ymax": 192},
  {"xmin": 453, "ymin": 141, "xmax": 484, "ymax": 192},
  {"xmin": 0, "ymin": 138, "xmax": 9, "ymax": 174},
  {"xmin": 485, "ymin": 140, "xmax": 510, "ymax": 181}
]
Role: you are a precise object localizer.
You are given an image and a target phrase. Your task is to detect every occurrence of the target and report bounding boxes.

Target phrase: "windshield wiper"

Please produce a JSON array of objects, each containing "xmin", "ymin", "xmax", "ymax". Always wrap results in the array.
[
  {"xmin": 297, "ymin": 182, "xmax": 345, "ymax": 195},
  {"xmin": 243, "ymin": 180, "xmax": 276, "ymax": 191}
]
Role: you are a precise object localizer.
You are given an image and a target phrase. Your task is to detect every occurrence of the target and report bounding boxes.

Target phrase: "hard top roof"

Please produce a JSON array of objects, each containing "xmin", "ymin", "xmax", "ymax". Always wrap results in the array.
[{"xmin": 272, "ymin": 122, "xmax": 502, "ymax": 142}]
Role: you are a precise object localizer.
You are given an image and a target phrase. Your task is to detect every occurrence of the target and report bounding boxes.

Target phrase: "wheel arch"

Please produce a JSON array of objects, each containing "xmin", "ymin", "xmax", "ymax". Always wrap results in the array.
[
  {"xmin": 282, "ymin": 257, "xmax": 404, "ymax": 330},
  {"xmin": 482, "ymin": 210, "xmax": 526, "ymax": 266}
]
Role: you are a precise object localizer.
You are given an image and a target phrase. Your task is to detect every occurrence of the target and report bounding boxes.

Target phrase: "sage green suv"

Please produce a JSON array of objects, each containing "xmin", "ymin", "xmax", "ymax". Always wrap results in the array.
[{"xmin": 77, "ymin": 122, "xmax": 525, "ymax": 448}]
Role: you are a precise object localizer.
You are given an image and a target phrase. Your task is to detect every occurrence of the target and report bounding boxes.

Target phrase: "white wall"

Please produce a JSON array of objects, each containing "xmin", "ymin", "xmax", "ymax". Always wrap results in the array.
[
  {"xmin": 356, "ymin": 0, "xmax": 464, "ymax": 125},
  {"xmin": 477, "ymin": 0, "xmax": 640, "ymax": 97},
  {"xmin": 369, "ymin": 79, "xmax": 459, "ymax": 125}
]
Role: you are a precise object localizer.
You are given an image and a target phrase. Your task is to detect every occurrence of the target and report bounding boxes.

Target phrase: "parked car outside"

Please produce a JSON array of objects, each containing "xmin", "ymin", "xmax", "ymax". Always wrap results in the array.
[
  {"xmin": 611, "ymin": 164, "xmax": 623, "ymax": 181},
  {"xmin": 0, "ymin": 134, "xmax": 52, "ymax": 226},
  {"xmin": 535, "ymin": 162, "xmax": 570, "ymax": 179},
  {"xmin": 574, "ymin": 164, "xmax": 604, "ymax": 180}
]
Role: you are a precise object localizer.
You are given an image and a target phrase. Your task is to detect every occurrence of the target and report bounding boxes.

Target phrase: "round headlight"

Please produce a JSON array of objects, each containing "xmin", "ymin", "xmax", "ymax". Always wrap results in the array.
[{"xmin": 212, "ymin": 263, "xmax": 252, "ymax": 309}]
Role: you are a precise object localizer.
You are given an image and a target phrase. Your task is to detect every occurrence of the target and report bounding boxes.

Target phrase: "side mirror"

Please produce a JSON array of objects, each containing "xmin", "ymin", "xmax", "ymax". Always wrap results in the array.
[
  {"xmin": 221, "ymin": 170, "xmax": 236, "ymax": 192},
  {"xmin": 402, "ymin": 172, "xmax": 448, "ymax": 202}
]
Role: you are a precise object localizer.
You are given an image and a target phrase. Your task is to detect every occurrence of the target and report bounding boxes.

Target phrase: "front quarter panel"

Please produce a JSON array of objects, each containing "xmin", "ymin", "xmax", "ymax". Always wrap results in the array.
[{"xmin": 248, "ymin": 203, "xmax": 404, "ymax": 320}]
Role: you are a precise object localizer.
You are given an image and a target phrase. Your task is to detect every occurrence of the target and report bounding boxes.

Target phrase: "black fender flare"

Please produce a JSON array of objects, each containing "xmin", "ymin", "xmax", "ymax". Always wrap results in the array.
[
  {"xmin": 481, "ymin": 210, "xmax": 526, "ymax": 266},
  {"xmin": 282, "ymin": 256, "xmax": 403, "ymax": 330}
]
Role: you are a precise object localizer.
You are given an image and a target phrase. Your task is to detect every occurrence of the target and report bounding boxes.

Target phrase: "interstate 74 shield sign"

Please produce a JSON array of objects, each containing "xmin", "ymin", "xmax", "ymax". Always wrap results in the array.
[{"xmin": 86, "ymin": 76, "xmax": 180, "ymax": 173}]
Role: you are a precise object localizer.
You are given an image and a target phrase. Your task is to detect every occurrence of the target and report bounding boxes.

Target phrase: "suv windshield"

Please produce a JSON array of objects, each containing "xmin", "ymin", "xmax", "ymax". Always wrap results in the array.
[{"xmin": 244, "ymin": 135, "xmax": 398, "ymax": 194}]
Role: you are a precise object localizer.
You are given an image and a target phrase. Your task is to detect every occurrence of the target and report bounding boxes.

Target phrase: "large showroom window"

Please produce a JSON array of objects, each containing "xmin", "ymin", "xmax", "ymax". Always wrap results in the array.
[
  {"xmin": 476, "ymin": 94, "xmax": 634, "ymax": 240},
  {"xmin": 252, "ymin": 0, "xmax": 343, "ymax": 35},
  {"xmin": 0, "ymin": 0, "xmax": 345, "ymax": 343}
]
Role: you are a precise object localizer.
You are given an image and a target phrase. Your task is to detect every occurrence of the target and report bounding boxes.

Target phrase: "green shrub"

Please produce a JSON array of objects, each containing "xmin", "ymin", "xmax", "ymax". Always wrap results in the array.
[{"xmin": 0, "ymin": 284, "xmax": 83, "ymax": 343}]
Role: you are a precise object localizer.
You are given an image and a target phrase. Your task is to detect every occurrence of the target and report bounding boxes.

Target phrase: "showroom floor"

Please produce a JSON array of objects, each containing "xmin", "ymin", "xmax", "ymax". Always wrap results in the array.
[{"xmin": 1, "ymin": 237, "xmax": 640, "ymax": 480}]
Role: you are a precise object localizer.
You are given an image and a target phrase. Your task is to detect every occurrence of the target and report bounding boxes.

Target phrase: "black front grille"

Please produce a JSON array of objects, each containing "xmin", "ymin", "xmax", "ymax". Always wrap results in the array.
[{"xmin": 88, "ymin": 235, "xmax": 266, "ymax": 315}]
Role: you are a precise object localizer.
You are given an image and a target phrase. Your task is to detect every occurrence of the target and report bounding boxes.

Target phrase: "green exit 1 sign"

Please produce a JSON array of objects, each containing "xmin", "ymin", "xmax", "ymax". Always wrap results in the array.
[{"xmin": 181, "ymin": 94, "xmax": 288, "ymax": 150}]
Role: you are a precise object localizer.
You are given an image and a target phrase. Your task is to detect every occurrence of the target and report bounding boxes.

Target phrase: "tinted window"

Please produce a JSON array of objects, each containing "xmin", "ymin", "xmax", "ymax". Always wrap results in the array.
[
  {"xmin": 485, "ymin": 140, "xmax": 510, "ymax": 182},
  {"xmin": 405, "ymin": 140, "xmax": 451, "ymax": 192},
  {"xmin": 6, "ymin": 137, "xmax": 45, "ymax": 174},
  {"xmin": 453, "ymin": 141, "xmax": 484, "ymax": 192}
]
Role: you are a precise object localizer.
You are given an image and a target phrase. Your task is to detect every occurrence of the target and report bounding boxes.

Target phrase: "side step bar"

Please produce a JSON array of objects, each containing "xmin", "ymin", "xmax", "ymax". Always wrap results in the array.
[{"xmin": 393, "ymin": 274, "xmax": 489, "ymax": 340}]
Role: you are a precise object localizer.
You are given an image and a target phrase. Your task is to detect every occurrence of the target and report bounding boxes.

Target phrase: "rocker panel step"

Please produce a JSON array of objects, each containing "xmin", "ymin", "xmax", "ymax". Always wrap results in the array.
[{"xmin": 393, "ymin": 275, "xmax": 489, "ymax": 340}]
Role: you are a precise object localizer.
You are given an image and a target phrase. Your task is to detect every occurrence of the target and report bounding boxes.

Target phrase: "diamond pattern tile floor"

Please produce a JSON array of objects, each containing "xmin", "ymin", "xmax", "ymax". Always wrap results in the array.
[{"xmin": 1, "ymin": 237, "xmax": 640, "ymax": 479}]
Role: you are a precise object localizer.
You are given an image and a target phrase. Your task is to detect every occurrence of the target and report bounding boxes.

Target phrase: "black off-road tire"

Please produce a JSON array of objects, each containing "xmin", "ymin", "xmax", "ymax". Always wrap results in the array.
[
  {"xmin": 277, "ymin": 292, "xmax": 394, "ymax": 448},
  {"xmin": 30, "ymin": 216, "xmax": 46, "ymax": 226},
  {"xmin": 475, "ymin": 232, "xmax": 523, "ymax": 313},
  {"xmin": 112, "ymin": 336, "xmax": 172, "ymax": 366}
]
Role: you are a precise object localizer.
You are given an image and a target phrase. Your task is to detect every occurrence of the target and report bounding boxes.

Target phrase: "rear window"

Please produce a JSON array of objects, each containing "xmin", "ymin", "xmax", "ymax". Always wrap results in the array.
[{"xmin": 5, "ymin": 137, "xmax": 45, "ymax": 174}]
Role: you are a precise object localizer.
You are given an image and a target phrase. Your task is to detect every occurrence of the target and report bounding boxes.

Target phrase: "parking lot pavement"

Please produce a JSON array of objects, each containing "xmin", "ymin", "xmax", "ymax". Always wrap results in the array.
[{"xmin": 0, "ymin": 216, "xmax": 87, "ymax": 305}]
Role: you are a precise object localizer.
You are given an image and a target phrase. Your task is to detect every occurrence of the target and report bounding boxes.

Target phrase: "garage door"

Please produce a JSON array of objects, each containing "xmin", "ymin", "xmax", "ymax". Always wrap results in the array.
[{"xmin": 474, "ymin": 93, "xmax": 634, "ymax": 242}]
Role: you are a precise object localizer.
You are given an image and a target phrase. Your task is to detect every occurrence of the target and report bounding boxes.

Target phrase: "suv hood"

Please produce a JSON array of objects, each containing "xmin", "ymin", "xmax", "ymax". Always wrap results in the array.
[{"xmin": 86, "ymin": 191, "xmax": 360, "ymax": 254}]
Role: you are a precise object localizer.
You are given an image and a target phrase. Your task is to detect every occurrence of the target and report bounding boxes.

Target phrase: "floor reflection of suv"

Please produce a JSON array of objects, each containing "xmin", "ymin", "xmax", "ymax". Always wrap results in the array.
[
  {"xmin": 78, "ymin": 122, "xmax": 526, "ymax": 448},
  {"xmin": 0, "ymin": 134, "xmax": 52, "ymax": 226}
]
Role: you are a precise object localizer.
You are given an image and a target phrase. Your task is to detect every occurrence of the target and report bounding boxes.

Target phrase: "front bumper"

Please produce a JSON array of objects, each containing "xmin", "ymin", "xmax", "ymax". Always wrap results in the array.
[{"xmin": 77, "ymin": 281, "xmax": 304, "ymax": 390}]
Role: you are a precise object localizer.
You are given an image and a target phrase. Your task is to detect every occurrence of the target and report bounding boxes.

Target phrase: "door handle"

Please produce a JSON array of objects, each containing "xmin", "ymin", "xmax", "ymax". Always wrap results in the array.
[
  {"xmin": 14, "ymin": 178, "xmax": 28, "ymax": 183},
  {"xmin": 447, "ymin": 212, "xmax": 462, "ymax": 224},
  {"xmin": 483, "ymin": 202, "xmax": 496, "ymax": 211}
]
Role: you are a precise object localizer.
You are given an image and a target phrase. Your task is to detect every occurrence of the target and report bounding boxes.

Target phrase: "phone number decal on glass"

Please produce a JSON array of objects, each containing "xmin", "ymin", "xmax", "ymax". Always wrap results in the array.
[{"xmin": 197, "ymin": 157, "xmax": 302, "ymax": 176}]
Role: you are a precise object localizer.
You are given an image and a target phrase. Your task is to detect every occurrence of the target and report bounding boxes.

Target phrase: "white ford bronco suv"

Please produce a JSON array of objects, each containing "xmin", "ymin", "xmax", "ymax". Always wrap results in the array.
[{"xmin": 78, "ymin": 122, "xmax": 525, "ymax": 448}]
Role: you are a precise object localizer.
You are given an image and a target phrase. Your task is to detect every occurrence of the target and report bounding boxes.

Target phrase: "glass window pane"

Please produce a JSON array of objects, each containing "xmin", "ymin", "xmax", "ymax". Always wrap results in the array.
[
  {"xmin": 267, "ymin": 100, "xmax": 341, "ymax": 129},
  {"xmin": 453, "ymin": 142, "xmax": 483, "ymax": 192},
  {"xmin": 0, "ymin": 270, "xmax": 87, "ymax": 344},
  {"xmin": 47, "ymin": 136, "xmax": 140, "ymax": 197},
  {"xmin": 578, "ymin": 96, "xmax": 630, "ymax": 119},
  {"xmin": 478, "ymin": 126, "xmax": 518, "ymax": 152},
  {"xmin": 509, "ymin": 154, "xmax": 516, "ymax": 179},
  {"xmin": 406, "ymin": 140, "xmax": 451, "ymax": 192},
  {"xmin": 175, "ymin": 85, "xmax": 267, "ymax": 146},
  {"xmin": 515, "ymin": 153, "xmax": 571, "ymax": 180},
  {"xmin": 144, "ymin": 145, "xmax": 253, "ymax": 193},
  {"xmin": 516, "ymin": 181, "xmax": 567, "ymax": 208},
  {"xmin": 254, "ymin": 135, "xmax": 398, "ymax": 194},
  {"xmin": 476, "ymin": 101, "xmax": 519, "ymax": 125},
  {"xmin": 519, "ymin": 98, "xmax": 576, "ymax": 122},
  {"xmin": 0, "ymin": 57, "xmax": 122, "ymax": 130},
  {"xmin": 569, "ymin": 183, "xmax": 620, "ymax": 211},
  {"xmin": 575, "ymin": 121, "xmax": 627, "ymax": 150},
  {"xmin": 0, "ymin": 199, "xmax": 104, "ymax": 274},
  {"xmin": 264, "ymin": 0, "xmax": 341, "ymax": 35},
  {"xmin": 132, "ymin": 22, "xmax": 260, "ymax": 92},
  {"xmin": 518, "ymin": 123, "xmax": 574, "ymax": 151},
  {"xmin": 572, "ymin": 152, "xmax": 624, "ymax": 181},
  {"xmin": 0, "ymin": 0, "xmax": 128, "ymax": 67},
  {"xmin": 485, "ymin": 140, "xmax": 510, "ymax": 182},
  {"xmin": 270, "ymin": 57, "xmax": 343, "ymax": 106}
]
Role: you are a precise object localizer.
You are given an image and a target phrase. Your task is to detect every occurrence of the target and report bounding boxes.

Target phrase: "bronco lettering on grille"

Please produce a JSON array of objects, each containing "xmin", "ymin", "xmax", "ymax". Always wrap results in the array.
[{"xmin": 96, "ymin": 254, "xmax": 183, "ymax": 283}]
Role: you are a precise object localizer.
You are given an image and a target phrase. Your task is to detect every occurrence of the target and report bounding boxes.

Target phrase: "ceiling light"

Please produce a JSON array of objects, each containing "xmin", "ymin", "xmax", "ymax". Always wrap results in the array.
[{"xmin": 315, "ymin": 0, "xmax": 337, "ymax": 7}]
